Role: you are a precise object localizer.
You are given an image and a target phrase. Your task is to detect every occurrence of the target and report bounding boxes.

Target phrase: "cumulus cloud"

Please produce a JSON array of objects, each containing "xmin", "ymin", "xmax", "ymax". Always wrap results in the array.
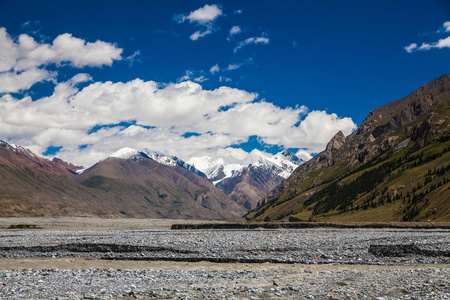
[
  {"xmin": 405, "ymin": 37, "xmax": 450, "ymax": 53},
  {"xmin": 0, "ymin": 27, "xmax": 122, "ymax": 93},
  {"xmin": 404, "ymin": 43, "xmax": 417, "ymax": 53},
  {"xmin": 295, "ymin": 149, "xmax": 313, "ymax": 161},
  {"xmin": 234, "ymin": 36, "xmax": 269, "ymax": 53},
  {"xmin": 405, "ymin": 21, "xmax": 450, "ymax": 53},
  {"xmin": 0, "ymin": 68, "xmax": 56, "ymax": 93},
  {"xmin": 10, "ymin": 32, "xmax": 123, "ymax": 70},
  {"xmin": 176, "ymin": 4, "xmax": 222, "ymax": 25},
  {"xmin": 0, "ymin": 76, "xmax": 356, "ymax": 167},
  {"xmin": 230, "ymin": 26, "xmax": 241, "ymax": 36},
  {"xmin": 190, "ymin": 29, "xmax": 212, "ymax": 41},
  {"xmin": 418, "ymin": 36, "xmax": 450, "ymax": 51},
  {"xmin": 438, "ymin": 21, "xmax": 450, "ymax": 33},
  {"xmin": 210, "ymin": 64, "xmax": 220, "ymax": 74},
  {"xmin": 175, "ymin": 4, "xmax": 222, "ymax": 40}
]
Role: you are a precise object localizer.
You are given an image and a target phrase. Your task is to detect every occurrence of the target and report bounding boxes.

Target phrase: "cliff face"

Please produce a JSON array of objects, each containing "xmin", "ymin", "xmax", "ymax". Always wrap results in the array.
[{"xmin": 248, "ymin": 75, "xmax": 450, "ymax": 222}]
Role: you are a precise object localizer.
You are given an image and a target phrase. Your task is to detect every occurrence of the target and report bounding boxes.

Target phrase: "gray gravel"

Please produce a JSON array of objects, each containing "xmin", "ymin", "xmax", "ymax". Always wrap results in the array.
[
  {"xmin": 1, "ymin": 228, "xmax": 448, "ymax": 264},
  {"xmin": 0, "ymin": 228, "xmax": 449, "ymax": 299}
]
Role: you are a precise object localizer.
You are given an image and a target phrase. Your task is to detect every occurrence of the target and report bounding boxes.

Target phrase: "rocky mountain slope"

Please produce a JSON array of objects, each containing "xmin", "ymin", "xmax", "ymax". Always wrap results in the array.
[
  {"xmin": 0, "ymin": 142, "xmax": 245, "ymax": 219},
  {"xmin": 247, "ymin": 74, "xmax": 450, "ymax": 222},
  {"xmin": 189, "ymin": 149, "xmax": 306, "ymax": 210},
  {"xmin": 0, "ymin": 140, "xmax": 115, "ymax": 217},
  {"xmin": 77, "ymin": 148, "xmax": 245, "ymax": 219}
]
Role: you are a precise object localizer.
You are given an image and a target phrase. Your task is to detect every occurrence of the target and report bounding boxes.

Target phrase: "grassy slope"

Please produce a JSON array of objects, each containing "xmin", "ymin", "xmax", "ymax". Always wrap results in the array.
[{"xmin": 248, "ymin": 101, "xmax": 450, "ymax": 223}]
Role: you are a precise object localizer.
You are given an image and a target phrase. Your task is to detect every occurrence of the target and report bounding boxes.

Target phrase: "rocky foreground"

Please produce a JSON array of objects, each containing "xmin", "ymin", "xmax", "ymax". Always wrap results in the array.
[{"xmin": 0, "ymin": 228, "xmax": 449, "ymax": 299}]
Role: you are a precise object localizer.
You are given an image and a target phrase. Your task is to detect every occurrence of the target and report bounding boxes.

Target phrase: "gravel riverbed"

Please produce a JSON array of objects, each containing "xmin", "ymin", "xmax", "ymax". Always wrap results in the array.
[{"xmin": 0, "ymin": 228, "xmax": 448, "ymax": 299}]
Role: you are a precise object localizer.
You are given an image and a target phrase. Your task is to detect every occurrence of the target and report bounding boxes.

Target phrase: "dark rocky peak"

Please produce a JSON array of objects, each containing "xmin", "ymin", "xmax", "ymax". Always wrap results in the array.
[
  {"xmin": 358, "ymin": 74, "xmax": 450, "ymax": 138},
  {"xmin": 277, "ymin": 149, "xmax": 302, "ymax": 164},
  {"xmin": 325, "ymin": 131, "xmax": 346, "ymax": 153}
]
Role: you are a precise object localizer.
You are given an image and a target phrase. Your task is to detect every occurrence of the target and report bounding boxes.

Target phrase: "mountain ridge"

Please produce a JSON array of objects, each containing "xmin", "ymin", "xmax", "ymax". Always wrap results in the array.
[{"xmin": 248, "ymin": 74, "xmax": 450, "ymax": 222}]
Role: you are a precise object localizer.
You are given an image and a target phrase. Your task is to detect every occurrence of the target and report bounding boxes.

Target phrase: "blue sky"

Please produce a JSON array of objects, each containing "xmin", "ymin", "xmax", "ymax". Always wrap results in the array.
[{"xmin": 0, "ymin": 0, "xmax": 449, "ymax": 166}]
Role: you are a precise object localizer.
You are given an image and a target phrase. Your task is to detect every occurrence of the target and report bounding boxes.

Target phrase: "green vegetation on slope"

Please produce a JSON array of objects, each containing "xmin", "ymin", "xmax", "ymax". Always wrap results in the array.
[{"xmin": 248, "ymin": 82, "xmax": 450, "ymax": 223}]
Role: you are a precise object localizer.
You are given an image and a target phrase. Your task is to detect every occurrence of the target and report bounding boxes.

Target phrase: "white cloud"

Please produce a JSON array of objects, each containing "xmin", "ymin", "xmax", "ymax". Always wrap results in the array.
[
  {"xmin": 0, "ymin": 27, "xmax": 122, "ymax": 93},
  {"xmin": 404, "ymin": 43, "xmax": 417, "ymax": 53},
  {"xmin": 295, "ymin": 149, "xmax": 313, "ymax": 161},
  {"xmin": 405, "ymin": 21, "xmax": 450, "ymax": 53},
  {"xmin": 219, "ymin": 76, "xmax": 232, "ymax": 82},
  {"xmin": 210, "ymin": 64, "xmax": 220, "ymax": 74},
  {"xmin": 178, "ymin": 70, "xmax": 193, "ymax": 82},
  {"xmin": 125, "ymin": 50, "xmax": 141, "ymax": 66},
  {"xmin": 0, "ymin": 68, "xmax": 56, "ymax": 93},
  {"xmin": 234, "ymin": 36, "xmax": 269, "ymax": 53},
  {"xmin": 13, "ymin": 32, "xmax": 123, "ymax": 70},
  {"xmin": 175, "ymin": 4, "xmax": 222, "ymax": 40},
  {"xmin": 190, "ymin": 29, "xmax": 212, "ymax": 41},
  {"xmin": 176, "ymin": 4, "xmax": 222, "ymax": 25},
  {"xmin": 230, "ymin": 26, "xmax": 241, "ymax": 36},
  {"xmin": 226, "ymin": 63, "xmax": 241, "ymax": 71},
  {"xmin": 0, "ymin": 28, "xmax": 18, "ymax": 72},
  {"xmin": 194, "ymin": 75, "xmax": 208, "ymax": 83},
  {"xmin": 418, "ymin": 36, "xmax": 450, "ymax": 50},
  {"xmin": 178, "ymin": 70, "xmax": 208, "ymax": 82},
  {"xmin": 0, "ymin": 77, "xmax": 356, "ymax": 167},
  {"xmin": 234, "ymin": 9, "xmax": 242, "ymax": 14}
]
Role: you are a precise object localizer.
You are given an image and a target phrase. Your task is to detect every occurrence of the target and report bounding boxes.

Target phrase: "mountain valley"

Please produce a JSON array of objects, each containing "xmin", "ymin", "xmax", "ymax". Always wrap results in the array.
[{"xmin": 1, "ymin": 75, "xmax": 449, "ymax": 222}]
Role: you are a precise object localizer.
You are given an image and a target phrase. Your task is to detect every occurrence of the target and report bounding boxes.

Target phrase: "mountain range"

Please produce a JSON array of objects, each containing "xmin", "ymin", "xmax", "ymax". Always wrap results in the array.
[
  {"xmin": 247, "ymin": 74, "xmax": 450, "ymax": 222},
  {"xmin": 0, "ymin": 142, "xmax": 245, "ymax": 219},
  {"xmin": 1, "ymin": 75, "xmax": 448, "ymax": 221},
  {"xmin": 0, "ymin": 141, "xmax": 304, "ymax": 218}
]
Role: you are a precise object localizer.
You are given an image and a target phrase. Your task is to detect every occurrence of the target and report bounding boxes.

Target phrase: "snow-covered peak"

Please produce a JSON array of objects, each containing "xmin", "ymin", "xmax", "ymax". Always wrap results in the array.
[
  {"xmin": 108, "ymin": 148, "xmax": 205, "ymax": 177},
  {"xmin": 188, "ymin": 148, "xmax": 306, "ymax": 185},
  {"xmin": 0, "ymin": 140, "xmax": 11, "ymax": 148},
  {"xmin": 141, "ymin": 149, "xmax": 205, "ymax": 177},
  {"xmin": 141, "ymin": 149, "xmax": 178, "ymax": 167},
  {"xmin": 274, "ymin": 149, "xmax": 302, "ymax": 164},
  {"xmin": 0, "ymin": 140, "xmax": 39, "ymax": 158},
  {"xmin": 111, "ymin": 147, "xmax": 141, "ymax": 159}
]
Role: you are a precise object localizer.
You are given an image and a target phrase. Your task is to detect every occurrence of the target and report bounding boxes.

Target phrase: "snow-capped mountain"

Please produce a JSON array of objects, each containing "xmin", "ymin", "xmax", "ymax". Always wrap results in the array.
[
  {"xmin": 0, "ymin": 140, "xmax": 82, "ymax": 176},
  {"xmin": 110, "ymin": 147, "xmax": 206, "ymax": 177},
  {"xmin": 108, "ymin": 146, "xmax": 308, "ymax": 210},
  {"xmin": 188, "ymin": 149, "xmax": 308, "ymax": 210},
  {"xmin": 189, "ymin": 149, "xmax": 306, "ymax": 185}
]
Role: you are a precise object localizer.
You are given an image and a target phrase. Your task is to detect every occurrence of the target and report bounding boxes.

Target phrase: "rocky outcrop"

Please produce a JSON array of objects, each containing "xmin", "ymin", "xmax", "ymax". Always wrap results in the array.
[{"xmin": 325, "ymin": 131, "xmax": 346, "ymax": 152}]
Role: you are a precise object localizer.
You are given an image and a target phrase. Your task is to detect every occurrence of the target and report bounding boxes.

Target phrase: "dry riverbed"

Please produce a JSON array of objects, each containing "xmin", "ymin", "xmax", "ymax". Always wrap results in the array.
[{"xmin": 0, "ymin": 218, "xmax": 448, "ymax": 299}]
